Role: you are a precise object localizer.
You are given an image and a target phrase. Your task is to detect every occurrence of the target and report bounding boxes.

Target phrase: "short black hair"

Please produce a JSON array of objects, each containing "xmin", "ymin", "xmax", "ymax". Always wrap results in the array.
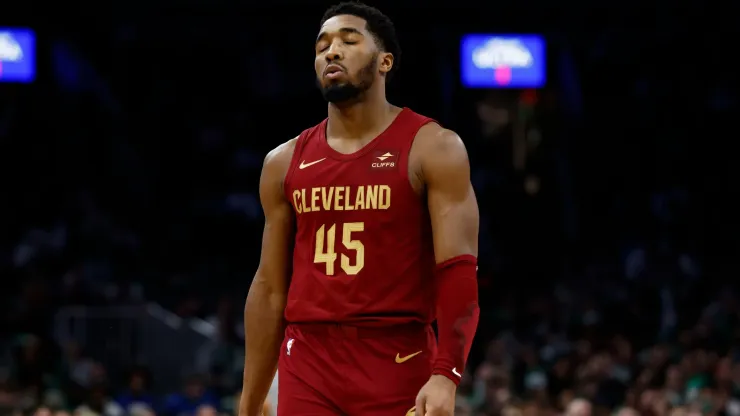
[{"xmin": 320, "ymin": 1, "xmax": 402, "ymax": 80}]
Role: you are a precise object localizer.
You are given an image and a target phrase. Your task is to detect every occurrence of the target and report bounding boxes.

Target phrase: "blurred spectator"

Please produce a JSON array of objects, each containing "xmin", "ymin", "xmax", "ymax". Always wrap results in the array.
[
  {"xmin": 114, "ymin": 368, "xmax": 155, "ymax": 415},
  {"xmin": 162, "ymin": 376, "xmax": 218, "ymax": 416},
  {"xmin": 74, "ymin": 384, "xmax": 124, "ymax": 416}
]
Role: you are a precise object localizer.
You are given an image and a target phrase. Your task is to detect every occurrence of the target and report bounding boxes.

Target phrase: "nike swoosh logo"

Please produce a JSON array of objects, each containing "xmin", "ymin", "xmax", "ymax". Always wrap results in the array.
[
  {"xmin": 395, "ymin": 351, "xmax": 423, "ymax": 364},
  {"xmin": 298, "ymin": 158, "xmax": 326, "ymax": 169},
  {"xmin": 405, "ymin": 406, "xmax": 416, "ymax": 416},
  {"xmin": 452, "ymin": 367, "xmax": 462, "ymax": 377}
]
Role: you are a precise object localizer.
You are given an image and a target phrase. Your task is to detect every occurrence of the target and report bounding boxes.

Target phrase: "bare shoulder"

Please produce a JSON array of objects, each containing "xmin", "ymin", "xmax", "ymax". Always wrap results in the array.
[
  {"xmin": 409, "ymin": 123, "xmax": 470, "ymax": 184},
  {"xmin": 260, "ymin": 136, "xmax": 299, "ymax": 200},
  {"xmin": 263, "ymin": 136, "xmax": 299, "ymax": 172}
]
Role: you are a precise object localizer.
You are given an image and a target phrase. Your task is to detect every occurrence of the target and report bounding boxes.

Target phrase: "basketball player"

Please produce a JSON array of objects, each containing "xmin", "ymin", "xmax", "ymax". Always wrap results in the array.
[{"xmin": 239, "ymin": 2, "xmax": 479, "ymax": 415}]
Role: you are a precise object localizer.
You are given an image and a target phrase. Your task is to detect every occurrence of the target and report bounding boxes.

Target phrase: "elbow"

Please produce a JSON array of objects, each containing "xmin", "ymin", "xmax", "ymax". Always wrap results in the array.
[{"xmin": 246, "ymin": 269, "xmax": 288, "ymax": 316}]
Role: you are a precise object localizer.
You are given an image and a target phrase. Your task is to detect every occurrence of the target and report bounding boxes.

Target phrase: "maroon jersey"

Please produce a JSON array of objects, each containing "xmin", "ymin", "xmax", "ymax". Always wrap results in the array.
[{"xmin": 283, "ymin": 108, "xmax": 437, "ymax": 327}]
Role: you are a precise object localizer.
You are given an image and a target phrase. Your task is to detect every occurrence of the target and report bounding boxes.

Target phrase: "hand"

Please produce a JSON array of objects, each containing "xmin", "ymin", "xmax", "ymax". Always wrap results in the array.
[{"xmin": 415, "ymin": 374, "xmax": 456, "ymax": 416}]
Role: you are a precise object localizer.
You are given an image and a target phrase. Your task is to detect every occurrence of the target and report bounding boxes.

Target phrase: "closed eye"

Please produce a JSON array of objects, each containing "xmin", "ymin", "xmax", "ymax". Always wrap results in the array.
[{"xmin": 317, "ymin": 40, "xmax": 358, "ymax": 53}]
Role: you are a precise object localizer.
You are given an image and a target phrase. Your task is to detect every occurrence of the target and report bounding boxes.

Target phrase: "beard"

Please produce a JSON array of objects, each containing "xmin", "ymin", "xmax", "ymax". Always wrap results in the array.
[{"xmin": 318, "ymin": 55, "xmax": 377, "ymax": 104}]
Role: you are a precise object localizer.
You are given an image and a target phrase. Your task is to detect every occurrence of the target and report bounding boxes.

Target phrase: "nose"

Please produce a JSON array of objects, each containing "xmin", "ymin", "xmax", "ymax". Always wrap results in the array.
[{"xmin": 325, "ymin": 43, "xmax": 342, "ymax": 62}]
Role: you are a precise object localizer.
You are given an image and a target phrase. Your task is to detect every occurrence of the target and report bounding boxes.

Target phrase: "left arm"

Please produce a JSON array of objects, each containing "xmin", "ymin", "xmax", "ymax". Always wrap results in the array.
[{"xmin": 419, "ymin": 124, "xmax": 480, "ymax": 385}]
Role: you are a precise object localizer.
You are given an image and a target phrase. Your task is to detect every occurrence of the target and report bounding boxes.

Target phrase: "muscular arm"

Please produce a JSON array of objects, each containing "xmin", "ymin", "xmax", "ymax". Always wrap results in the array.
[
  {"xmin": 422, "ymin": 126, "xmax": 478, "ymax": 263},
  {"xmin": 240, "ymin": 139, "xmax": 296, "ymax": 416},
  {"xmin": 418, "ymin": 125, "xmax": 480, "ymax": 384}
]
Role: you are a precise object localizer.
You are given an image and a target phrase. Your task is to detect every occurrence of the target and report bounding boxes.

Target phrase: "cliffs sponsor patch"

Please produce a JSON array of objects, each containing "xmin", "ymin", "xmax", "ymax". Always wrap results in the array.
[{"xmin": 371, "ymin": 150, "xmax": 399, "ymax": 170}]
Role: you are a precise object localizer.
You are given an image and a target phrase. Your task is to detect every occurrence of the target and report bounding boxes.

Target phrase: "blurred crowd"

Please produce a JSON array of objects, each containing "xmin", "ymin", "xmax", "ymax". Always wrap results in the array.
[
  {"xmin": 5, "ymin": 261, "xmax": 740, "ymax": 416},
  {"xmin": 0, "ymin": 3, "xmax": 732, "ymax": 416}
]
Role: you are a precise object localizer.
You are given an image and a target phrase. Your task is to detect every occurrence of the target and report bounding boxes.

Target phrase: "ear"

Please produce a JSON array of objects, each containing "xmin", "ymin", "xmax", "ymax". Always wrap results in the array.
[{"xmin": 378, "ymin": 52, "xmax": 394, "ymax": 75}]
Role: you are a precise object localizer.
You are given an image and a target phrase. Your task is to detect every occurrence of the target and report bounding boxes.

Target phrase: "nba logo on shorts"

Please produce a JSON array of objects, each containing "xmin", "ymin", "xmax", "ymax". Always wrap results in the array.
[{"xmin": 286, "ymin": 338, "xmax": 294, "ymax": 356}]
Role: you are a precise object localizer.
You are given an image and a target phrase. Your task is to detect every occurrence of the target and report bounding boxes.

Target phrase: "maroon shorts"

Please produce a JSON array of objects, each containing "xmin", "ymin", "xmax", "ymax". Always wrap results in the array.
[{"xmin": 277, "ymin": 322, "xmax": 436, "ymax": 415}]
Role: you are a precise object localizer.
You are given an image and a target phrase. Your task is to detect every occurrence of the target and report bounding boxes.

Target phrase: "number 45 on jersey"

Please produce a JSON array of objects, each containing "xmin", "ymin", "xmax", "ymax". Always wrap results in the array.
[{"xmin": 314, "ymin": 222, "xmax": 364, "ymax": 276}]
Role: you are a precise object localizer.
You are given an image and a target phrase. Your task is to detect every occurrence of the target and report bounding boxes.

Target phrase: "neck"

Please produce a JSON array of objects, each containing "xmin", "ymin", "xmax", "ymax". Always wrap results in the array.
[{"xmin": 327, "ymin": 86, "xmax": 390, "ymax": 138}]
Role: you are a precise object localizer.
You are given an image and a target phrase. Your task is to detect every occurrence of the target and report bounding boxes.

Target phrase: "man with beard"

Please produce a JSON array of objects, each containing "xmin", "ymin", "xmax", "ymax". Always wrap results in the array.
[{"xmin": 239, "ymin": 3, "xmax": 480, "ymax": 416}]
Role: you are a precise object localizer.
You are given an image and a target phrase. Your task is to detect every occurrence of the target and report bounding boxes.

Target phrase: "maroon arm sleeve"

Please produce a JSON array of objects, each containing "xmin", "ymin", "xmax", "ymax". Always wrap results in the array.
[{"xmin": 432, "ymin": 254, "xmax": 480, "ymax": 385}]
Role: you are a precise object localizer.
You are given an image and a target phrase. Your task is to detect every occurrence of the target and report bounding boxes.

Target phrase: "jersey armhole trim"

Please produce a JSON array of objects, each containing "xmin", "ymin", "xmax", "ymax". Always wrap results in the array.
[
  {"xmin": 283, "ymin": 131, "xmax": 310, "ymax": 202},
  {"xmin": 399, "ymin": 118, "xmax": 438, "ymax": 194}
]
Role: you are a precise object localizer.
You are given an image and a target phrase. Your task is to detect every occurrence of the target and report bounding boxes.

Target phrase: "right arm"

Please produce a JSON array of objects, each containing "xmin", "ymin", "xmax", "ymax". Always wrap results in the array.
[{"xmin": 239, "ymin": 138, "xmax": 297, "ymax": 416}]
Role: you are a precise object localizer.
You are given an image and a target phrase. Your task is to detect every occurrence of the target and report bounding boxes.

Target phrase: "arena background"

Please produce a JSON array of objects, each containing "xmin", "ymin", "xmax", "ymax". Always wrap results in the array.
[{"xmin": 0, "ymin": 2, "xmax": 735, "ymax": 415}]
